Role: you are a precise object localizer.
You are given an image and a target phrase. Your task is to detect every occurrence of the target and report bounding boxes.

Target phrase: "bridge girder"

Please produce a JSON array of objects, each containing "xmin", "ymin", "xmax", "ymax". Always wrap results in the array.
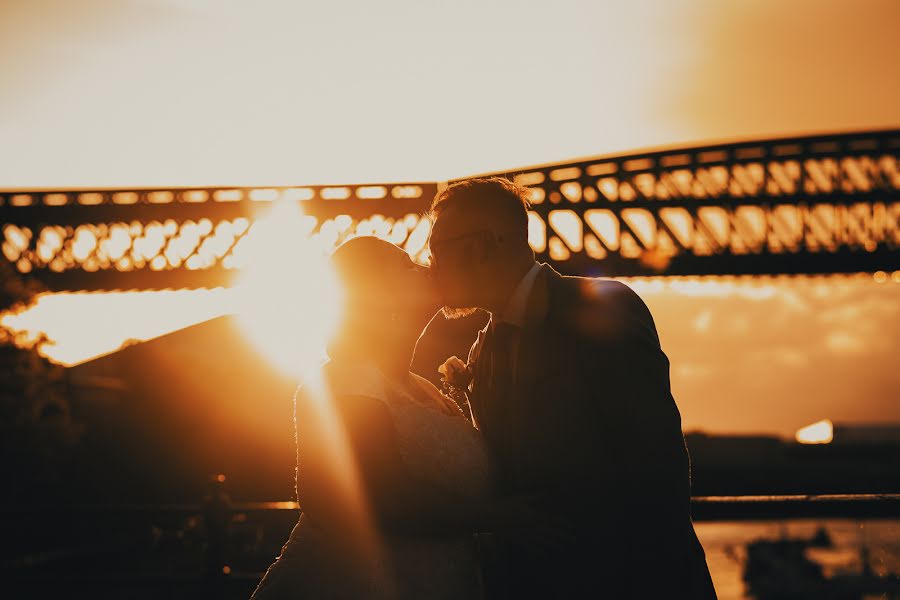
[{"xmin": 1, "ymin": 130, "xmax": 897, "ymax": 291}]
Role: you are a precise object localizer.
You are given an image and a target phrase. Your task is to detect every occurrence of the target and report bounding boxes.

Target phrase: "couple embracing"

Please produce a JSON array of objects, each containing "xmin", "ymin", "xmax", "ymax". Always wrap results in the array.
[{"xmin": 251, "ymin": 178, "xmax": 717, "ymax": 599}]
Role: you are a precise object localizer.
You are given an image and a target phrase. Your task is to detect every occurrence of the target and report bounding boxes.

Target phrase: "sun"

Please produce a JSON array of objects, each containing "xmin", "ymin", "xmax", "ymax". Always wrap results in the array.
[
  {"xmin": 231, "ymin": 198, "xmax": 342, "ymax": 379},
  {"xmin": 795, "ymin": 419, "xmax": 834, "ymax": 445}
]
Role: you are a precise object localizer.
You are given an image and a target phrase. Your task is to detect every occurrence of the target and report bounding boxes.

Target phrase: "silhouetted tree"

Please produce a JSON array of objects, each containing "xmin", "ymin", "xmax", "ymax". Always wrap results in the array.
[{"xmin": 0, "ymin": 260, "xmax": 83, "ymax": 501}]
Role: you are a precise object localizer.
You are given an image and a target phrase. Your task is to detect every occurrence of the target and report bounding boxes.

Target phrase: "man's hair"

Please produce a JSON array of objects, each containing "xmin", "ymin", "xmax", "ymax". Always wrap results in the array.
[{"xmin": 429, "ymin": 177, "xmax": 532, "ymax": 245}]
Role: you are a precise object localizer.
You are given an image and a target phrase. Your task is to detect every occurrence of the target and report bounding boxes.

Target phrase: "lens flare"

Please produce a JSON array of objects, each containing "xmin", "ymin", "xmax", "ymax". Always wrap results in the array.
[{"xmin": 232, "ymin": 199, "xmax": 342, "ymax": 379}]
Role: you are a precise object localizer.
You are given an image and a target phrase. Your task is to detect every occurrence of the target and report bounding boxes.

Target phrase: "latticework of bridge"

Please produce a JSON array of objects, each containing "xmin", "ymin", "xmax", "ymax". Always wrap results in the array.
[{"xmin": 2, "ymin": 130, "xmax": 898, "ymax": 292}]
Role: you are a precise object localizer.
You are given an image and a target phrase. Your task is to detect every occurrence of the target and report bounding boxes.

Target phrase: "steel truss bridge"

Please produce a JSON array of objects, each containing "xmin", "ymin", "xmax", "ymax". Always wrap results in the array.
[{"xmin": 1, "ymin": 129, "xmax": 897, "ymax": 292}]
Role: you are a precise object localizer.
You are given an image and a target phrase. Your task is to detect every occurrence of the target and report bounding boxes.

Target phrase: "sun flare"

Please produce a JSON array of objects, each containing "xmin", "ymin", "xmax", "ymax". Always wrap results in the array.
[{"xmin": 231, "ymin": 199, "xmax": 343, "ymax": 379}]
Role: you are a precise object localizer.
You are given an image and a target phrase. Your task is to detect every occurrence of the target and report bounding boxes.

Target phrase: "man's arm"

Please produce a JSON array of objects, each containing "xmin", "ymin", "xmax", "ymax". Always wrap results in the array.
[
  {"xmin": 575, "ymin": 281, "xmax": 695, "ymax": 589},
  {"xmin": 571, "ymin": 280, "xmax": 689, "ymax": 498}
]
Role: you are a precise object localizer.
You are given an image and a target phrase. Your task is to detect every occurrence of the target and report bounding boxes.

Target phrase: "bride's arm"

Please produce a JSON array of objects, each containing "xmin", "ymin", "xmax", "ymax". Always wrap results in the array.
[{"xmin": 297, "ymin": 393, "xmax": 523, "ymax": 537}]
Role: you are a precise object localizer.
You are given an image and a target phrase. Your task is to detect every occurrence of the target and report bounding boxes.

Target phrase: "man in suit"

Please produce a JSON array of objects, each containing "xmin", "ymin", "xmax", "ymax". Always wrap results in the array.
[{"xmin": 427, "ymin": 177, "xmax": 716, "ymax": 599}]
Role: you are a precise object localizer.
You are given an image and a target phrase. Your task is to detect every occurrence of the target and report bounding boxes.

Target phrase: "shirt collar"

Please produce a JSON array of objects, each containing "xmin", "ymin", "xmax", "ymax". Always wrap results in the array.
[{"xmin": 496, "ymin": 261, "xmax": 542, "ymax": 328}]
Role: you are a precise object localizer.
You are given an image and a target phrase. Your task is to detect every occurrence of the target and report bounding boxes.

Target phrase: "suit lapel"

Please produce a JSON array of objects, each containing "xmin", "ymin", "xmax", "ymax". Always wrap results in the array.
[
  {"xmin": 506, "ymin": 264, "xmax": 556, "ymax": 458},
  {"xmin": 470, "ymin": 263, "xmax": 558, "ymax": 444}
]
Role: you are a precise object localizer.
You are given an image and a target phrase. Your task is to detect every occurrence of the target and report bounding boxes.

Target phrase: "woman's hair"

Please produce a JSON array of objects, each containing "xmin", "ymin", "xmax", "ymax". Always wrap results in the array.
[{"xmin": 326, "ymin": 236, "xmax": 403, "ymax": 360}]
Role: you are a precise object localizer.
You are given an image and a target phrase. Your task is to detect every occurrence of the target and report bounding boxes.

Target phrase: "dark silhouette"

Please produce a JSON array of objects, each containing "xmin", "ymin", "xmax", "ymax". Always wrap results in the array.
[
  {"xmin": 429, "ymin": 178, "xmax": 717, "ymax": 598},
  {"xmin": 251, "ymin": 237, "xmax": 547, "ymax": 599}
]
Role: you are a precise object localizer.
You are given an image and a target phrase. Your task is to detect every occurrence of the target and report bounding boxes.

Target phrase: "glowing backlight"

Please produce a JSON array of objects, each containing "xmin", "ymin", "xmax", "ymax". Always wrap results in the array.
[
  {"xmin": 231, "ymin": 199, "xmax": 342, "ymax": 379},
  {"xmin": 0, "ymin": 288, "xmax": 233, "ymax": 366},
  {"xmin": 796, "ymin": 419, "xmax": 834, "ymax": 444}
]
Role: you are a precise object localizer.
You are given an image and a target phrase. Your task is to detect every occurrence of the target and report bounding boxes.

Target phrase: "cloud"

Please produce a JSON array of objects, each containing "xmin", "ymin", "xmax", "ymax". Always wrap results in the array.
[
  {"xmin": 692, "ymin": 309, "xmax": 713, "ymax": 333},
  {"xmin": 824, "ymin": 331, "xmax": 867, "ymax": 356},
  {"xmin": 648, "ymin": 276, "xmax": 900, "ymax": 436},
  {"xmin": 770, "ymin": 348, "xmax": 809, "ymax": 368},
  {"xmin": 673, "ymin": 363, "xmax": 713, "ymax": 380}
]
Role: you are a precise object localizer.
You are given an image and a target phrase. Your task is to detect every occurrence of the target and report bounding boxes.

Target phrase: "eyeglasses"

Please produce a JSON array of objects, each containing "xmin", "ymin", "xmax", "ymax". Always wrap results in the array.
[
  {"xmin": 428, "ymin": 228, "xmax": 517, "ymax": 269},
  {"xmin": 428, "ymin": 230, "xmax": 491, "ymax": 269}
]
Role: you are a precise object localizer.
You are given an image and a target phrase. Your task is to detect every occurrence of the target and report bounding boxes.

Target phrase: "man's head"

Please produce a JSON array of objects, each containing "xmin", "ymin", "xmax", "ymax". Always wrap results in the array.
[{"xmin": 428, "ymin": 177, "xmax": 535, "ymax": 318}]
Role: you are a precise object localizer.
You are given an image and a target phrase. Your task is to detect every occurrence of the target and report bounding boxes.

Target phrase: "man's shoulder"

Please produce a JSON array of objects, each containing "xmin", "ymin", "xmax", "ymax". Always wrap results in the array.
[
  {"xmin": 553, "ymin": 274, "xmax": 645, "ymax": 312},
  {"xmin": 549, "ymin": 275, "xmax": 656, "ymax": 343}
]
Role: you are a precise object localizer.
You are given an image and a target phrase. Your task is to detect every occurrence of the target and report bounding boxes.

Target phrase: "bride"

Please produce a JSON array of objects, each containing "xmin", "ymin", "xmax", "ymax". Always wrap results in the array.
[{"xmin": 251, "ymin": 236, "xmax": 539, "ymax": 599}]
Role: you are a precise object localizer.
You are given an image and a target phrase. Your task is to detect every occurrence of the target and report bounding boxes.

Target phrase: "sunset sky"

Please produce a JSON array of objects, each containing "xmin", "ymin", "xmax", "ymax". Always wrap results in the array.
[
  {"xmin": 1, "ymin": 0, "xmax": 898, "ymax": 186},
  {"xmin": 0, "ymin": 0, "xmax": 898, "ymax": 437},
  {"xmin": 632, "ymin": 275, "xmax": 900, "ymax": 436}
]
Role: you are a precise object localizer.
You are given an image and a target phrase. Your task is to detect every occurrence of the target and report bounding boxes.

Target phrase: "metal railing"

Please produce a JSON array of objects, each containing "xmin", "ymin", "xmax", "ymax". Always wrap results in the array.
[{"xmin": 3, "ymin": 491, "xmax": 899, "ymax": 598}]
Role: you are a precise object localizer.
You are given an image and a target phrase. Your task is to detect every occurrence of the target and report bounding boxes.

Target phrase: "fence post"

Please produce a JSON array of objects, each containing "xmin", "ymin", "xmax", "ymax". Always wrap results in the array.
[{"xmin": 203, "ymin": 474, "xmax": 233, "ymax": 597}]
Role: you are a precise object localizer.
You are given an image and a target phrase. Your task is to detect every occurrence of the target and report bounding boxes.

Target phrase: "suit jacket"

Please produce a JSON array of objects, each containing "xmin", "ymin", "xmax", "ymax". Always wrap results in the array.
[{"xmin": 467, "ymin": 264, "xmax": 716, "ymax": 599}]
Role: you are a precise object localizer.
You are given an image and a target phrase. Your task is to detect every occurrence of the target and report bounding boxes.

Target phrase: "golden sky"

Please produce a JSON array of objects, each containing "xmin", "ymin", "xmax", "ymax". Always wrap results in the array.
[
  {"xmin": 633, "ymin": 275, "xmax": 900, "ymax": 436},
  {"xmin": 0, "ymin": 0, "xmax": 898, "ymax": 187}
]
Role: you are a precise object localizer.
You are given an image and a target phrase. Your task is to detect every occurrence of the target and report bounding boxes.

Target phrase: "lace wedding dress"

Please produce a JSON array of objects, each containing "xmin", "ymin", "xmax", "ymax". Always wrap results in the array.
[{"xmin": 251, "ymin": 361, "xmax": 493, "ymax": 599}]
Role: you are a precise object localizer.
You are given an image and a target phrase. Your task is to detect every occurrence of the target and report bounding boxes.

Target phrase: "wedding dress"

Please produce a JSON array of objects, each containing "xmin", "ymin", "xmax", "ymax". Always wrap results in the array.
[{"xmin": 251, "ymin": 360, "xmax": 493, "ymax": 599}]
